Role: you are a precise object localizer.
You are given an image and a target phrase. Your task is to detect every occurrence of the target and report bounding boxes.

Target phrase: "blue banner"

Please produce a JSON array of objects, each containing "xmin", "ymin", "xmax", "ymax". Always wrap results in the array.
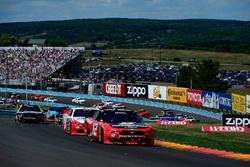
[
  {"xmin": 218, "ymin": 93, "xmax": 232, "ymax": 112},
  {"xmin": 202, "ymin": 91, "xmax": 219, "ymax": 109}
]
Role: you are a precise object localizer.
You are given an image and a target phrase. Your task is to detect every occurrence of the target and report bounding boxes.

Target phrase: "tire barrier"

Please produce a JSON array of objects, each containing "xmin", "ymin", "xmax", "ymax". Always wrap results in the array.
[{"xmin": 0, "ymin": 88, "xmax": 222, "ymax": 120}]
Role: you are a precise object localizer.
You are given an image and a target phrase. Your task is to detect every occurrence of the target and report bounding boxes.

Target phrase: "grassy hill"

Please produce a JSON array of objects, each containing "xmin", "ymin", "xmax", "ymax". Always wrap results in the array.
[{"xmin": 0, "ymin": 18, "xmax": 250, "ymax": 53}]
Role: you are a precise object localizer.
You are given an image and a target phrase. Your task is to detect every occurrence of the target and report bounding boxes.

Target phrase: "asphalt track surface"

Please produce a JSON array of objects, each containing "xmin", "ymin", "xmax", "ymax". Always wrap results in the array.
[{"xmin": 1, "ymin": 93, "xmax": 249, "ymax": 167}]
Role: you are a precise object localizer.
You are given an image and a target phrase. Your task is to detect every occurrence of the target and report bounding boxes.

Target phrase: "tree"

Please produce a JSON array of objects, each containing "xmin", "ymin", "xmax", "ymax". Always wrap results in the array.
[
  {"xmin": 48, "ymin": 39, "xmax": 67, "ymax": 46},
  {"xmin": 177, "ymin": 59, "xmax": 230, "ymax": 92},
  {"xmin": 0, "ymin": 34, "xmax": 18, "ymax": 46},
  {"xmin": 195, "ymin": 59, "xmax": 230, "ymax": 92},
  {"xmin": 177, "ymin": 65, "xmax": 197, "ymax": 88}
]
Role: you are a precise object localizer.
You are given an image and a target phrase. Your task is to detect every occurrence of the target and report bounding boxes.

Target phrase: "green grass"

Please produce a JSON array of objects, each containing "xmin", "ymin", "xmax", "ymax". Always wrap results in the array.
[
  {"xmin": 150, "ymin": 122, "xmax": 250, "ymax": 154},
  {"xmin": 226, "ymin": 87, "xmax": 250, "ymax": 96},
  {"xmin": 82, "ymin": 48, "xmax": 250, "ymax": 71}
]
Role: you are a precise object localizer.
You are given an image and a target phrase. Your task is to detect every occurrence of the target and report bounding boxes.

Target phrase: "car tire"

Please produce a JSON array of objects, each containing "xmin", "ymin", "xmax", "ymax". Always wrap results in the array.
[{"xmin": 146, "ymin": 139, "xmax": 154, "ymax": 146}]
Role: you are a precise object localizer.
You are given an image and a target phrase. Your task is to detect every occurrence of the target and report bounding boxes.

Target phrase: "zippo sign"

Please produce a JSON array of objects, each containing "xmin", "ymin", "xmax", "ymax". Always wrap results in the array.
[
  {"xmin": 222, "ymin": 114, "xmax": 250, "ymax": 128},
  {"xmin": 103, "ymin": 82, "xmax": 125, "ymax": 97},
  {"xmin": 187, "ymin": 89, "xmax": 202, "ymax": 106},
  {"xmin": 125, "ymin": 84, "xmax": 148, "ymax": 98}
]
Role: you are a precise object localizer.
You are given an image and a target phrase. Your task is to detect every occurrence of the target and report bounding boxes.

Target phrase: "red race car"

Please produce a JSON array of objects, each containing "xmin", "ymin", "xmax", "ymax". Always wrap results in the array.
[
  {"xmin": 31, "ymin": 94, "xmax": 45, "ymax": 101},
  {"xmin": 134, "ymin": 109, "xmax": 149, "ymax": 117},
  {"xmin": 86, "ymin": 109, "xmax": 154, "ymax": 145},
  {"xmin": 64, "ymin": 107, "xmax": 98, "ymax": 135},
  {"xmin": 92, "ymin": 102, "xmax": 107, "ymax": 110}
]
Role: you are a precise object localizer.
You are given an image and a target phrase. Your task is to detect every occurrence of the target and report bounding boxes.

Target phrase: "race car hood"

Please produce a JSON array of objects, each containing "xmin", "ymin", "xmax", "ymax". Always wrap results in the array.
[
  {"xmin": 111, "ymin": 122, "xmax": 148, "ymax": 128},
  {"xmin": 17, "ymin": 111, "xmax": 43, "ymax": 114},
  {"xmin": 73, "ymin": 117, "xmax": 85, "ymax": 123}
]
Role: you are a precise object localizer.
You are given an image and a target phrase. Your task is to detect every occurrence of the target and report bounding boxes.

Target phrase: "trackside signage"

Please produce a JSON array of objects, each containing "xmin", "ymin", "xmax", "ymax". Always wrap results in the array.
[
  {"xmin": 125, "ymin": 84, "xmax": 148, "ymax": 98},
  {"xmin": 222, "ymin": 114, "xmax": 250, "ymax": 128},
  {"xmin": 232, "ymin": 93, "xmax": 246, "ymax": 114},
  {"xmin": 167, "ymin": 87, "xmax": 187, "ymax": 103},
  {"xmin": 202, "ymin": 125, "xmax": 248, "ymax": 133},
  {"xmin": 156, "ymin": 120, "xmax": 190, "ymax": 126},
  {"xmin": 148, "ymin": 85, "xmax": 167, "ymax": 101},
  {"xmin": 102, "ymin": 82, "xmax": 125, "ymax": 97},
  {"xmin": 187, "ymin": 89, "xmax": 202, "ymax": 106}
]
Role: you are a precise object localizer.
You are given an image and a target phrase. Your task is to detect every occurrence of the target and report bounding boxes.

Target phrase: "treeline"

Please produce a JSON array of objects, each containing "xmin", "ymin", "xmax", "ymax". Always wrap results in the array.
[{"xmin": 0, "ymin": 18, "xmax": 250, "ymax": 53}]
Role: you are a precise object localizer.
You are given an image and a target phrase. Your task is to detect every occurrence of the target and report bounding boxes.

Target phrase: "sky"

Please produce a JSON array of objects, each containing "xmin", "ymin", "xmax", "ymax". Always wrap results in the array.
[{"xmin": 0, "ymin": 0, "xmax": 250, "ymax": 23}]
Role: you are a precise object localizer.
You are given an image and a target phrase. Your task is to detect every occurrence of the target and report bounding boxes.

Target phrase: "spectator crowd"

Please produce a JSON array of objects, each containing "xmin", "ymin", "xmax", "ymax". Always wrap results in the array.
[{"xmin": 0, "ymin": 47, "xmax": 83, "ymax": 85}]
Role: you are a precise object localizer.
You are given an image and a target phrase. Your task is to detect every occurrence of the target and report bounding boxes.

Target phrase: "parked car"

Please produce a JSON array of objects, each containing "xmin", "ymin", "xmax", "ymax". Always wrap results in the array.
[
  {"xmin": 86, "ymin": 109, "xmax": 154, "ymax": 145},
  {"xmin": 63, "ymin": 107, "xmax": 98, "ymax": 135},
  {"xmin": 15, "ymin": 104, "xmax": 45, "ymax": 123}
]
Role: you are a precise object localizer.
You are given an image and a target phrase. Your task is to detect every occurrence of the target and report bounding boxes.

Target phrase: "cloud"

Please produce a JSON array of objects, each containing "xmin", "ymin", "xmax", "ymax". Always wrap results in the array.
[{"xmin": 0, "ymin": 0, "xmax": 250, "ymax": 23}]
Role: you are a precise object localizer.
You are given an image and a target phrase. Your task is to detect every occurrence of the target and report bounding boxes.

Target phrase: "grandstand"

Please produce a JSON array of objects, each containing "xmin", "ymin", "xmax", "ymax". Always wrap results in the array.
[{"xmin": 0, "ymin": 47, "xmax": 85, "ymax": 89}]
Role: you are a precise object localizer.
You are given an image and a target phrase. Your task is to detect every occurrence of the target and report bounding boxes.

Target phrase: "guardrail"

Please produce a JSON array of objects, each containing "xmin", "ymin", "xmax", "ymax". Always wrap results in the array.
[{"xmin": 0, "ymin": 88, "xmax": 222, "ymax": 120}]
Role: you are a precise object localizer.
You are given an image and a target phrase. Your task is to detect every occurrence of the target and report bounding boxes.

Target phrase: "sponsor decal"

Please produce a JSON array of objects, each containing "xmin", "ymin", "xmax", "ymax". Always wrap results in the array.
[
  {"xmin": 119, "ymin": 135, "xmax": 145, "ymax": 138},
  {"xmin": 222, "ymin": 114, "xmax": 250, "ymax": 128},
  {"xmin": 232, "ymin": 93, "xmax": 246, "ymax": 114},
  {"xmin": 187, "ymin": 89, "xmax": 202, "ymax": 106},
  {"xmin": 103, "ymin": 82, "xmax": 125, "ymax": 97},
  {"xmin": 153, "ymin": 86, "xmax": 161, "ymax": 98},
  {"xmin": 156, "ymin": 120, "xmax": 190, "ymax": 126},
  {"xmin": 148, "ymin": 85, "xmax": 167, "ymax": 100},
  {"xmin": 202, "ymin": 125, "xmax": 248, "ymax": 133},
  {"xmin": 126, "ymin": 84, "xmax": 148, "ymax": 98},
  {"xmin": 202, "ymin": 91, "xmax": 219, "ymax": 109},
  {"xmin": 167, "ymin": 87, "xmax": 187, "ymax": 103}
]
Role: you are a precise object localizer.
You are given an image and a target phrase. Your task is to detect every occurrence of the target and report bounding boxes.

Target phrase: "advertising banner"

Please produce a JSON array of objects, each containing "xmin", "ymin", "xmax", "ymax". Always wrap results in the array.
[
  {"xmin": 218, "ymin": 93, "xmax": 232, "ymax": 112},
  {"xmin": 167, "ymin": 87, "xmax": 187, "ymax": 103},
  {"xmin": 148, "ymin": 85, "xmax": 167, "ymax": 101},
  {"xmin": 222, "ymin": 114, "xmax": 250, "ymax": 128},
  {"xmin": 125, "ymin": 84, "xmax": 148, "ymax": 98},
  {"xmin": 246, "ymin": 95, "xmax": 250, "ymax": 114},
  {"xmin": 187, "ymin": 89, "xmax": 202, "ymax": 106},
  {"xmin": 202, "ymin": 91, "xmax": 219, "ymax": 109},
  {"xmin": 156, "ymin": 120, "xmax": 190, "ymax": 126},
  {"xmin": 102, "ymin": 82, "xmax": 125, "ymax": 97},
  {"xmin": 202, "ymin": 125, "xmax": 248, "ymax": 133},
  {"xmin": 232, "ymin": 93, "xmax": 246, "ymax": 114}
]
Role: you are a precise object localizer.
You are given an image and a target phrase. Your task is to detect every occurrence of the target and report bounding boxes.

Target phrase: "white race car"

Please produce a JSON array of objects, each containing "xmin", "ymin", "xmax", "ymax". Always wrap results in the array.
[
  {"xmin": 72, "ymin": 98, "xmax": 86, "ymax": 104},
  {"xmin": 101, "ymin": 100, "xmax": 114, "ymax": 106},
  {"xmin": 63, "ymin": 107, "xmax": 98, "ymax": 135},
  {"xmin": 112, "ymin": 103, "xmax": 126, "ymax": 109},
  {"xmin": 44, "ymin": 97, "xmax": 58, "ymax": 103}
]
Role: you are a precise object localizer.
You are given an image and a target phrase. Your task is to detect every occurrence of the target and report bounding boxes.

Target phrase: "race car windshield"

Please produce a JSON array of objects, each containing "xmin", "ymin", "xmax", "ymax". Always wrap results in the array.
[
  {"xmin": 104, "ymin": 112, "xmax": 142, "ymax": 123},
  {"xmin": 20, "ymin": 105, "xmax": 40, "ymax": 112},
  {"xmin": 73, "ymin": 109, "xmax": 96, "ymax": 117}
]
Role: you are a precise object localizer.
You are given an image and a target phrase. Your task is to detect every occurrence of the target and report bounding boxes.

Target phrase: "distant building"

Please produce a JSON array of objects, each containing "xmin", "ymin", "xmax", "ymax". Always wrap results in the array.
[
  {"xmin": 28, "ymin": 39, "xmax": 48, "ymax": 46},
  {"xmin": 18, "ymin": 39, "xmax": 28, "ymax": 46}
]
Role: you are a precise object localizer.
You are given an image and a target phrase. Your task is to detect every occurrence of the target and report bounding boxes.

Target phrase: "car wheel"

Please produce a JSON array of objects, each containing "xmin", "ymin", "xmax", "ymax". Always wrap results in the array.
[{"xmin": 146, "ymin": 139, "xmax": 154, "ymax": 146}]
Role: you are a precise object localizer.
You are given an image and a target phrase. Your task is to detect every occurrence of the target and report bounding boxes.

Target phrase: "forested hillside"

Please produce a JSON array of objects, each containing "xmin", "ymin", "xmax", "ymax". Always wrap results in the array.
[{"xmin": 0, "ymin": 18, "xmax": 250, "ymax": 53}]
